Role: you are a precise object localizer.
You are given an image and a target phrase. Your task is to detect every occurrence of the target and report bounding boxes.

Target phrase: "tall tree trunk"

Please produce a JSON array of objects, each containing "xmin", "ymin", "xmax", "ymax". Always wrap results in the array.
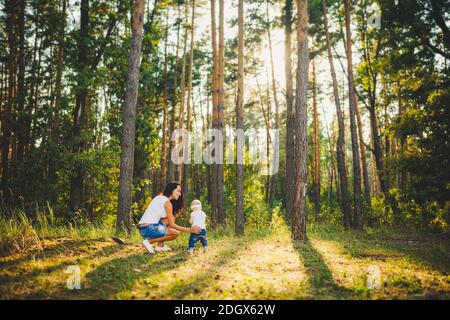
[
  {"xmin": 48, "ymin": 0, "xmax": 67, "ymax": 182},
  {"xmin": 116, "ymin": 0, "xmax": 145, "ymax": 234},
  {"xmin": 343, "ymin": 0, "xmax": 363, "ymax": 230},
  {"xmin": 235, "ymin": 0, "xmax": 244, "ymax": 235},
  {"xmin": 70, "ymin": 0, "xmax": 90, "ymax": 212},
  {"xmin": 256, "ymin": 76, "xmax": 273, "ymax": 204},
  {"xmin": 177, "ymin": 2, "xmax": 189, "ymax": 185},
  {"xmin": 322, "ymin": 0, "xmax": 351, "ymax": 228},
  {"xmin": 322, "ymin": 111, "xmax": 336, "ymax": 204},
  {"xmin": 216, "ymin": 0, "xmax": 226, "ymax": 226},
  {"xmin": 371, "ymin": 149, "xmax": 379, "ymax": 193},
  {"xmin": 266, "ymin": 0, "xmax": 279, "ymax": 208},
  {"xmin": 210, "ymin": 0, "xmax": 219, "ymax": 228},
  {"xmin": 284, "ymin": 0, "xmax": 295, "ymax": 222},
  {"xmin": 161, "ymin": 8, "xmax": 169, "ymax": 189},
  {"xmin": 167, "ymin": 4, "xmax": 182, "ymax": 183},
  {"xmin": 292, "ymin": 0, "xmax": 309, "ymax": 242},
  {"xmin": 312, "ymin": 59, "xmax": 320, "ymax": 214},
  {"xmin": 398, "ymin": 83, "xmax": 406, "ymax": 192},
  {"xmin": 16, "ymin": 0, "xmax": 26, "ymax": 163},
  {"xmin": 266, "ymin": 74, "xmax": 271, "ymax": 204},
  {"xmin": 25, "ymin": 3, "xmax": 42, "ymax": 161},
  {"xmin": 2, "ymin": 0, "xmax": 18, "ymax": 205},
  {"xmin": 192, "ymin": 94, "xmax": 201, "ymax": 198},
  {"xmin": 182, "ymin": 0, "xmax": 196, "ymax": 200},
  {"xmin": 53, "ymin": 0, "xmax": 66, "ymax": 112},
  {"xmin": 0, "ymin": 62, "xmax": 4, "ymax": 143},
  {"xmin": 361, "ymin": 29, "xmax": 389, "ymax": 197},
  {"xmin": 355, "ymin": 95, "xmax": 370, "ymax": 204}
]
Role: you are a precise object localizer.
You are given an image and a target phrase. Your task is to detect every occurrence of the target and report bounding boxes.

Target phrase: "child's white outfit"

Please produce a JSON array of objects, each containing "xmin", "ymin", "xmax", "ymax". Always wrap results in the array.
[{"xmin": 188, "ymin": 209, "xmax": 208, "ymax": 253}]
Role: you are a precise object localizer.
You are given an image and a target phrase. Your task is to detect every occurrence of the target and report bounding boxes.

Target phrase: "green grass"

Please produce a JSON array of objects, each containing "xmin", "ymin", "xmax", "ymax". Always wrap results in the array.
[{"xmin": 0, "ymin": 213, "xmax": 449, "ymax": 299}]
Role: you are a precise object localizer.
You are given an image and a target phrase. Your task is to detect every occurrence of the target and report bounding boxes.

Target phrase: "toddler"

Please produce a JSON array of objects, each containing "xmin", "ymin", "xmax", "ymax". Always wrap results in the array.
[{"xmin": 188, "ymin": 199, "xmax": 208, "ymax": 254}]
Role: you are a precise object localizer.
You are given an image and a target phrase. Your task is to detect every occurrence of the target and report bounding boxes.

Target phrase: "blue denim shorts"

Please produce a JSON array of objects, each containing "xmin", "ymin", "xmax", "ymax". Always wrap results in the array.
[{"xmin": 138, "ymin": 221, "xmax": 167, "ymax": 239}]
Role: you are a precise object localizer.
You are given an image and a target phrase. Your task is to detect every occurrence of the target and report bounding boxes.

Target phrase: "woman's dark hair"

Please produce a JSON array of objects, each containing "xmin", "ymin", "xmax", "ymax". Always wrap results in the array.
[
  {"xmin": 162, "ymin": 182, "xmax": 181, "ymax": 198},
  {"xmin": 170, "ymin": 198, "xmax": 184, "ymax": 216}
]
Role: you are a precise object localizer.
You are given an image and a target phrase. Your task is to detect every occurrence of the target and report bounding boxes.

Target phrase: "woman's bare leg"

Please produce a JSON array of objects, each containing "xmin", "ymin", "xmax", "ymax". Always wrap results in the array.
[
  {"xmin": 148, "ymin": 229, "xmax": 179, "ymax": 245},
  {"xmin": 156, "ymin": 228, "xmax": 180, "ymax": 247}
]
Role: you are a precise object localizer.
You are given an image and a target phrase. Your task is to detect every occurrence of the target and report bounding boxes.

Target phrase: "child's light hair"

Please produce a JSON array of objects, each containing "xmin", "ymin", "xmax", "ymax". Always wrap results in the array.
[{"xmin": 191, "ymin": 199, "xmax": 202, "ymax": 211}]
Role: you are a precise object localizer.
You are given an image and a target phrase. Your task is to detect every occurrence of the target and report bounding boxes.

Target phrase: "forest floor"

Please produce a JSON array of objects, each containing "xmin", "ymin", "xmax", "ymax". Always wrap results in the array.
[{"xmin": 1, "ymin": 216, "xmax": 450, "ymax": 300}]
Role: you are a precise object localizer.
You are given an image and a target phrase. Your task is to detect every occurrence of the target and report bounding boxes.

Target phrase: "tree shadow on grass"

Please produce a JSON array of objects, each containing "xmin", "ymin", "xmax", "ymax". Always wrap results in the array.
[
  {"xmin": 320, "ymin": 231, "xmax": 450, "ymax": 274},
  {"xmin": 0, "ymin": 244, "xmax": 128, "ymax": 299},
  {"xmin": 376, "ymin": 238, "xmax": 450, "ymax": 274},
  {"xmin": 62, "ymin": 250, "xmax": 190, "ymax": 299},
  {"xmin": 158, "ymin": 234, "xmax": 269, "ymax": 299},
  {"xmin": 0, "ymin": 237, "xmax": 111, "ymax": 269},
  {"xmin": 161, "ymin": 245, "xmax": 242, "ymax": 299},
  {"xmin": 293, "ymin": 240, "xmax": 355, "ymax": 299}
]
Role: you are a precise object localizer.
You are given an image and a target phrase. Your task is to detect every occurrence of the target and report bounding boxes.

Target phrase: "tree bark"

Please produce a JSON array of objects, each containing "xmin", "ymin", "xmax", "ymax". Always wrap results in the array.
[
  {"xmin": 266, "ymin": 0, "xmax": 279, "ymax": 208},
  {"xmin": 235, "ymin": 0, "xmax": 244, "ymax": 235},
  {"xmin": 322, "ymin": 0, "xmax": 352, "ymax": 228},
  {"xmin": 209, "ymin": 0, "xmax": 219, "ymax": 228},
  {"xmin": 161, "ymin": 8, "xmax": 169, "ymax": 189},
  {"xmin": 116, "ymin": 0, "xmax": 145, "ymax": 234},
  {"xmin": 48, "ymin": 0, "xmax": 67, "ymax": 182},
  {"xmin": 167, "ymin": 4, "xmax": 182, "ymax": 183},
  {"xmin": 70, "ymin": 0, "xmax": 90, "ymax": 212},
  {"xmin": 312, "ymin": 59, "xmax": 320, "ymax": 214},
  {"xmin": 182, "ymin": 0, "xmax": 196, "ymax": 199},
  {"xmin": 25, "ymin": 3, "xmax": 43, "ymax": 160},
  {"xmin": 355, "ymin": 95, "xmax": 371, "ymax": 204},
  {"xmin": 53, "ymin": 0, "xmax": 66, "ymax": 112},
  {"xmin": 177, "ymin": 2, "xmax": 189, "ymax": 185},
  {"xmin": 292, "ymin": 0, "xmax": 309, "ymax": 242},
  {"xmin": 430, "ymin": 0, "xmax": 450, "ymax": 50},
  {"xmin": 2, "ymin": 0, "xmax": 18, "ymax": 205},
  {"xmin": 284, "ymin": 0, "xmax": 295, "ymax": 222},
  {"xmin": 360, "ymin": 29, "xmax": 389, "ymax": 197},
  {"xmin": 344, "ymin": 0, "xmax": 363, "ymax": 230},
  {"xmin": 255, "ymin": 76, "xmax": 273, "ymax": 204},
  {"xmin": 216, "ymin": 0, "xmax": 226, "ymax": 226},
  {"xmin": 16, "ymin": 0, "xmax": 26, "ymax": 163},
  {"xmin": 398, "ymin": 83, "xmax": 406, "ymax": 192}
]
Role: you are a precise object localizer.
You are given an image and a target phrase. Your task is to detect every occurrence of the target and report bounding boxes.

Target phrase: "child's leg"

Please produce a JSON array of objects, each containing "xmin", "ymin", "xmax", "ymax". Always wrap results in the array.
[
  {"xmin": 188, "ymin": 234, "xmax": 196, "ymax": 253},
  {"xmin": 200, "ymin": 236, "xmax": 208, "ymax": 250},
  {"xmin": 199, "ymin": 230, "xmax": 208, "ymax": 250}
]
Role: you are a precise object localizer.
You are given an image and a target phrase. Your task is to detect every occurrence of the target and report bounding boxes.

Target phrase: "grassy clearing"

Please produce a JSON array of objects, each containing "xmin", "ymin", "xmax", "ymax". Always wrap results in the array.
[
  {"xmin": 0, "ymin": 208, "xmax": 117, "ymax": 256},
  {"xmin": 0, "ymin": 214, "xmax": 449, "ymax": 299}
]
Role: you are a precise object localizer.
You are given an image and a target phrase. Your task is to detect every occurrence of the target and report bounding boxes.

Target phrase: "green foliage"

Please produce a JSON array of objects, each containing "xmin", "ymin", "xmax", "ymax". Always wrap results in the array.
[
  {"xmin": 0, "ymin": 210, "xmax": 41, "ymax": 256},
  {"xmin": 367, "ymin": 189, "xmax": 449, "ymax": 232},
  {"xmin": 0, "ymin": 205, "xmax": 116, "ymax": 256},
  {"xmin": 243, "ymin": 179, "xmax": 271, "ymax": 229}
]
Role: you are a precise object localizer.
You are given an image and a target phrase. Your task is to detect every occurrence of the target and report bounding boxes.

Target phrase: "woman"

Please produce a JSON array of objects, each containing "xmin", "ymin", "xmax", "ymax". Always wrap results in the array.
[{"xmin": 137, "ymin": 182, "xmax": 200, "ymax": 254}]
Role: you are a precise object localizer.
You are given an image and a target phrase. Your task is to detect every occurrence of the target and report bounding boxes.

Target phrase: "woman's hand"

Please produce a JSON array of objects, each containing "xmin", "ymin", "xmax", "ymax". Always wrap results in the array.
[{"xmin": 190, "ymin": 226, "xmax": 201, "ymax": 233}]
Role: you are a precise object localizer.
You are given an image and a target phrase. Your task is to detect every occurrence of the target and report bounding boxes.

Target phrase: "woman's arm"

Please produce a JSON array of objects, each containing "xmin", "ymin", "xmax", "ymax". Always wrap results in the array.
[{"xmin": 164, "ymin": 201, "xmax": 199, "ymax": 233}]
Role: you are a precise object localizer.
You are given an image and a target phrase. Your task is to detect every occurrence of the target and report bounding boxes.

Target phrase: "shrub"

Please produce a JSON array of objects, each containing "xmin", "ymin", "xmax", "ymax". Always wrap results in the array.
[{"xmin": 367, "ymin": 188, "xmax": 449, "ymax": 232}]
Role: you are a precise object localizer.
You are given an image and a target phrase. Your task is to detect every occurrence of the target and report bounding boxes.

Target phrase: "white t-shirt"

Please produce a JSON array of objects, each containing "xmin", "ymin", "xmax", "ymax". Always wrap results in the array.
[
  {"xmin": 139, "ymin": 194, "xmax": 169, "ymax": 225},
  {"xmin": 190, "ymin": 210, "xmax": 207, "ymax": 229}
]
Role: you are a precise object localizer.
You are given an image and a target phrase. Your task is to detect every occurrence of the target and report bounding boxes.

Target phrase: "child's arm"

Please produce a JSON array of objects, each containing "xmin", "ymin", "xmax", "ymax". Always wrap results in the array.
[{"xmin": 189, "ymin": 214, "xmax": 193, "ymax": 225}]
